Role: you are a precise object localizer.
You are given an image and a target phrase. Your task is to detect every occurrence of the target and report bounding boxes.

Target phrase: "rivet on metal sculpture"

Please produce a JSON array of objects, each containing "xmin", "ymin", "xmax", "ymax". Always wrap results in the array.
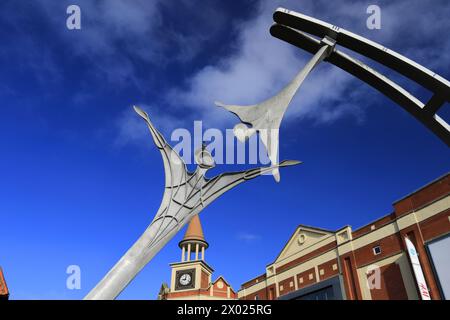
[{"xmin": 84, "ymin": 106, "xmax": 300, "ymax": 300}]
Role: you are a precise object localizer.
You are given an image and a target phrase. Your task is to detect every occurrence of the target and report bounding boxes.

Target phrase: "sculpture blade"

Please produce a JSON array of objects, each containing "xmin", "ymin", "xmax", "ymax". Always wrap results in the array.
[
  {"xmin": 85, "ymin": 107, "xmax": 301, "ymax": 300},
  {"xmin": 217, "ymin": 41, "xmax": 334, "ymax": 181},
  {"xmin": 133, "ymin": 106, "xmax": 190, "ymax": 188}
]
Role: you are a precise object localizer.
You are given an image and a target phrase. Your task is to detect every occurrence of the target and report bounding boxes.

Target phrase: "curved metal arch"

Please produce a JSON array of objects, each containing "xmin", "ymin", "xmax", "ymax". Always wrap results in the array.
[{"xmin": 270, "ymin": 8, "xmax": 450, "ymax": 146}]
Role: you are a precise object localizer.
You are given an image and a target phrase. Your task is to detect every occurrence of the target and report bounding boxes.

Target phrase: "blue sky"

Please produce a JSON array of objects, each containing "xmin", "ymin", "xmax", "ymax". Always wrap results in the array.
[{"xmin": 0, "ymin": 0, "xmax": 449, "ymax": 299}]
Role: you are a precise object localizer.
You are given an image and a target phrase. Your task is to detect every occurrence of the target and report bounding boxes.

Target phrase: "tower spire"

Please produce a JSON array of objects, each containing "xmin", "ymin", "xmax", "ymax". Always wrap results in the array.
[{"xmin": 179, "ymin": 214, "xmax": 209, "ymax": 262}]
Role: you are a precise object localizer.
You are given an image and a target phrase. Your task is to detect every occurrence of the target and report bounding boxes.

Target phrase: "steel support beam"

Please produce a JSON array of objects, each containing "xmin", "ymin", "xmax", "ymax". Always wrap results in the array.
[{"xmin": 270, "ymin": 8, "xmax": 450, "ymax": 146}]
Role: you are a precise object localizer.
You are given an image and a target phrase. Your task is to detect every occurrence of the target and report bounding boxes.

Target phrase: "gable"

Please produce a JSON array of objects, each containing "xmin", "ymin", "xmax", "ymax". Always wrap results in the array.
[
  {"xmin": 273, "ymin": 226, "xmax": 333, "ymax": 263},
  {"xmin": 212, "ymin": 276, "xmax": 235, "ymax": 292}
]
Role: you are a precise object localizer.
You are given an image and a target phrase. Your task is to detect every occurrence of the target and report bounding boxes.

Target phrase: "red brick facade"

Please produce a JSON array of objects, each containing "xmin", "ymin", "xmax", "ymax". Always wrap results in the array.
[
  {"xmin": 239, "ymin": 174, "xmax": 450, "ymax": 300},
  {"xmin": 368, "ymin": 263, "xmax": 408, "ymax": 300}
]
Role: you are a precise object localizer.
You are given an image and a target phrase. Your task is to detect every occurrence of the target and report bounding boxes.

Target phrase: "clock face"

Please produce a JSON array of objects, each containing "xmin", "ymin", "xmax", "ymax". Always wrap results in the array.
[
  {"xmin": 175, "ymin": 269, "xmax": 195, "ymax": 290},
  {"xmin": 179, "ymin": 273, "xmax": 191, "ymax": 286}
]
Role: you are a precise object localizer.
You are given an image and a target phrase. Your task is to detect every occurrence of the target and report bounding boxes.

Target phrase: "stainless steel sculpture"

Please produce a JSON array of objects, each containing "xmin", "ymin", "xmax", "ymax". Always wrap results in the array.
[
  {"xmin": 84, "ymin": 106, "xmax": 300, "ymax": 300},
  {"xmin": 270, "ymin": 8, "xmax": 450, "ymax": 146},
  {"xmin": 219, "ymin": 8, "xmax": 449, "ymax": 179},
  {"xmin": 216, "ymin": 36, "xmax": 335, "ymax": 182}
]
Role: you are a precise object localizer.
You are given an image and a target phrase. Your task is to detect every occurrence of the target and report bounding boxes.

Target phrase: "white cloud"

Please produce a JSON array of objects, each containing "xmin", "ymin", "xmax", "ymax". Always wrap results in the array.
[
  {"xmin": 168, "ymin": 0, "xmax": 450, "ymax": 127},
  {"xmin": 168, "ymin": 1, "xmax": 361, "ymax": 127},
  {"xmin": 53, "ymin": 0, "xmax": 161, "ymax": 87},
  {"xmin": 7, "ymin": 0, "xmax": 445, "ymax": 144},
  {"xmin": 236, "ymin": 232, "xmax": 261, "ymax": 243}
]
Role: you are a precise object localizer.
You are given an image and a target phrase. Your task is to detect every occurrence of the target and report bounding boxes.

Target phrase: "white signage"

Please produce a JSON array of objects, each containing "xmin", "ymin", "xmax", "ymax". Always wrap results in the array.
[{"xmin": 405, "ymin": 237, "xmax": 431, "ymax": 300}]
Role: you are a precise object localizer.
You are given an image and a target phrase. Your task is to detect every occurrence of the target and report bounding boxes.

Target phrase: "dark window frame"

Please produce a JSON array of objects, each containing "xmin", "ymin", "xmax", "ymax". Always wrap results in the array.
[{"xmin": 424, "ymin": 232, "xmax": 450, "ymax": 300}]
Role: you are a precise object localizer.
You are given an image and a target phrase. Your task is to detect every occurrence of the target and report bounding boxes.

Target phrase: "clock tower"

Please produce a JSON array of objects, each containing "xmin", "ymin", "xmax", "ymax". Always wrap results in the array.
[{"xmin": 158, "ymin": 214, "xmax": 237, "ymax": 300}]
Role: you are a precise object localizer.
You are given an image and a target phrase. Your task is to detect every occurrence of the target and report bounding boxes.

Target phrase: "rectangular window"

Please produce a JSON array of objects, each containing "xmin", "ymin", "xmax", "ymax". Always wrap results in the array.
[
  {"xmin": 373, "ymin": 245, "xmax": 381, "ymax": 255},
  {"xmin": 426, "ymin": 234, "xmax": 450, "ymax": 299}
]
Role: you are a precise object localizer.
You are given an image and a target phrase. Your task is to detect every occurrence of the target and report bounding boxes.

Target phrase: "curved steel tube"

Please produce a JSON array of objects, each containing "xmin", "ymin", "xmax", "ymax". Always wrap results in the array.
[{"xmin": 270, "ymin": 8, "xmax": 450, "ymax": 146}]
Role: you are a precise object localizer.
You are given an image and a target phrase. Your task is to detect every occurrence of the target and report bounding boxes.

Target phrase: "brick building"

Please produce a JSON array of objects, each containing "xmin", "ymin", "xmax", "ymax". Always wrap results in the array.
[
  {"xmin": 158, "ymin": 214, "xmax": 237, "ymax": 300},
  {"xmin": 238, "ymin": 173, "xmax": 450, "ymax": 300}
]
